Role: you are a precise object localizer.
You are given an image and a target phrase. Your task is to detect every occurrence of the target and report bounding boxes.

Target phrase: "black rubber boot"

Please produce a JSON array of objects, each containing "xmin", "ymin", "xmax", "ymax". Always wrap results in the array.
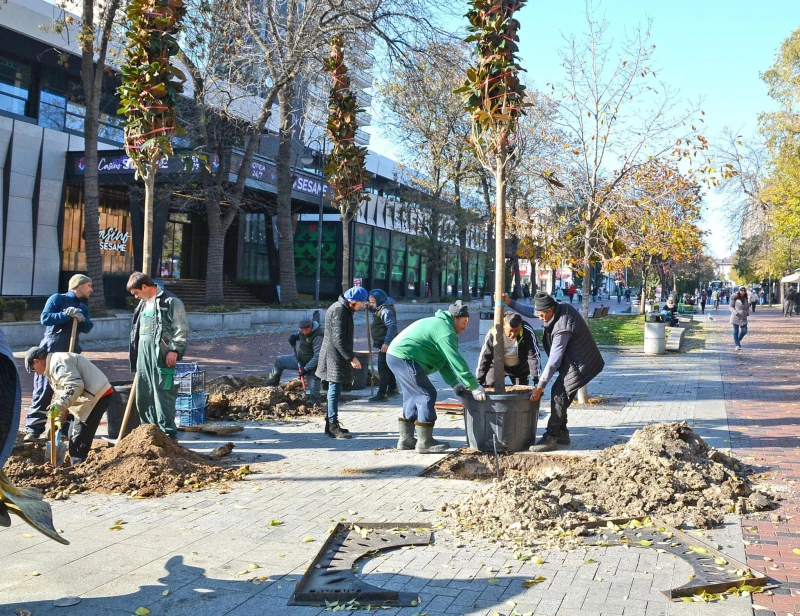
[
  {"xmin": 396, "ymin": 418, "xmax": 417, "ymax": 450},
  {"xmin": 529, "ymin": 434, "xmax": 558, "ymax": 452},
  {"xmin": 557, "ymin": 431, "xmax": 570, "ymax": 445},
  {"xmin": 265, "ymin": 372, "xmax": 280, "ymax": 386}
]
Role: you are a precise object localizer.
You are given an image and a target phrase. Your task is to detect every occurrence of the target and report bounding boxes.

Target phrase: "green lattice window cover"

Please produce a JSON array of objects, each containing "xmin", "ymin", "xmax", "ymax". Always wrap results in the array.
[
  {"xmin": 407, "ymin": 248, "xmax": 420, "ymax": 284},
  {"xmin": 294, "ymin": 222, "xmax": 336, "ymax": 277},
  {"xmin": 372, "ymin": 228, "xmax": 389, "ymax": 281},
  {"xmin": 477, "ymin": 252, "xmax": 486, "ymax": 287},
  {"xmin": 354, "ymin": 224, "xmax": 372, "ymax": 278},
  {"xmin": 390, "ymin": 233, "xmax": 406, "ymax": 282}
]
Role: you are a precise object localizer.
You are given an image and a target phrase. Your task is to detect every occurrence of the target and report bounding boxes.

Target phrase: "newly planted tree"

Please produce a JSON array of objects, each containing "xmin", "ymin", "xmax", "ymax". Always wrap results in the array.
[
  {"xmin": 118, "ymin": 0, "xmax": 186, "ymax": 276},
  {"xmin": 459, "ymin": 0, "xmax": 528, "ymax": 393},
  {"xmin": 323, "ymin": 35, "xmax": 370, "ymax": 293}
]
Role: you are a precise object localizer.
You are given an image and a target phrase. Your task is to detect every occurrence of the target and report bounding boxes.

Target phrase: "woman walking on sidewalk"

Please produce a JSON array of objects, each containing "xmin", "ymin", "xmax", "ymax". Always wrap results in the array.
[{"xmin": 730, "ymin": 286, "xmax": 750, "ymax": 351}]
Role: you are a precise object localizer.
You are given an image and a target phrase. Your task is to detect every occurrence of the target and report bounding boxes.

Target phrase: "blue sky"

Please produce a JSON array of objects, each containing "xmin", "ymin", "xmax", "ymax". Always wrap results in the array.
[{"xmin": 368, "ymin": 0, "xmax": 800, "ymax": 258}]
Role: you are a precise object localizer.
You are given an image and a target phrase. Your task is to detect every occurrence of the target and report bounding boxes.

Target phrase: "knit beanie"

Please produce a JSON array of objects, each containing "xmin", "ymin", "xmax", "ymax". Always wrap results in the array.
[
  {"xmin": 68, "ymin": 274, "xmax": 92, "ymax": 290},
  {"xmin": 344, "ymin": 287, "xmax": 368, "ymax": 303},
  {"xmin": 448, "ymin": 300, "xmax": 469, "ymax": 318},
  {"xmin": 533, "ymin": 291, "xmax": 557, "ymax": 311}
]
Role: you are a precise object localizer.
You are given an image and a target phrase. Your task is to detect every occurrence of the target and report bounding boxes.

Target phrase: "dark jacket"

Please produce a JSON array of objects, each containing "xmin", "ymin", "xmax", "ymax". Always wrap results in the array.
[
  {"xmin": 0, "ymin": 326, "xmax": 21, "ymax": 470},
  {"xmin": 476, "ymin": 322, "xmax": 541, "ymax": 386},
  {"xmin": 316, "ymin": 296, "xmax": 356, "ymax": 384},
  {"xmin": 129, "ymin": 288, "xmax": 189, "ymax": 371},
  {"xmin": 787, "ymin": 288, "xmax": 797, "ymax": 303},
  {"xmin": 369, "ymin": 290, "xmax": 397, "ymax": 348},
  {"xmin": 290, "ymin": 322, "xmax": 324, "ymax": 372},
  {"xmin": 531, "ymin": 302, "xmax": 604, "ymax": 394},
  {"xmin": 40, "ymin": 291, "xmax": 93, "ymax": 353}
]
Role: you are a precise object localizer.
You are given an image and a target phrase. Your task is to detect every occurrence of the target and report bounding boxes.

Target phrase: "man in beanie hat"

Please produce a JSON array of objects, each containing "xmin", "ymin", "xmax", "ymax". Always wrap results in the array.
[
  {"xmin": 265, "ymin": 316, "xmax": 324, "ymax": 403},
  {"xmin": 316, "ymin": 287, "xmax": 368, "ymax": 439},
  {"xmin": 367, "ymin": 289, "xmax": 398, "ymax": 402},
  {"xmin": 24, "ymin": 275, "xmax": 94, "ymax": 442},
  {"xmin": 25, "ymin": 346, "xmax": 113, "ymax": 465},
  {"xmin": 504, "ymin": 291, "xmax": 604, "ymax": 452},
  {"xmin": 387, "ymin": 300, "xmax": 485, "ymax": 454}
]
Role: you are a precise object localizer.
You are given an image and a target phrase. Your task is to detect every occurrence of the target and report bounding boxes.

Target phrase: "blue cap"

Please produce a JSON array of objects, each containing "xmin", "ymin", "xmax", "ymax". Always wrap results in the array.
[{"xmin": 344, "ymin": 287, "xmax": 368, "ymax": 302}]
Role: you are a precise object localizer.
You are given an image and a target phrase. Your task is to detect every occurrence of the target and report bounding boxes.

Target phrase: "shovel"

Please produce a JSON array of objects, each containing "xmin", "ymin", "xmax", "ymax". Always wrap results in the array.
[{"xmin": 46, "ymin": 318, "xmax": 79, "ymax": 467}]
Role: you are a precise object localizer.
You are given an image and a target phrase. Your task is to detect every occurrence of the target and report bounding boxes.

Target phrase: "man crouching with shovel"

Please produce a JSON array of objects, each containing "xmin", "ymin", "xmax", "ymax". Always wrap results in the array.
[{"xmin": 25, "ymin": 346, "xmax": 113, "ymax": 466}]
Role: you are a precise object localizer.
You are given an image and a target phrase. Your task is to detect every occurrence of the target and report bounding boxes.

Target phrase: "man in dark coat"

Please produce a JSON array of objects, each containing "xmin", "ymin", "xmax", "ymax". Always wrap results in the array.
[
  {"xmin": 316, "ymin": 287, "xmax": 368, "ymax": 439},
  {"xmin": 504, "ymin": 291, "xmax": 605, "ymax": 452},
  {"xmin": 367, "ymin": 289, "xmax": 398, "ymax": 402},
  {"xmin": 785, "ymin": 285, "xmax": 797, "ymax": 317},
  {"xmin": 476, "ymin": 313, "xmax": 541, "ymax": 388}
]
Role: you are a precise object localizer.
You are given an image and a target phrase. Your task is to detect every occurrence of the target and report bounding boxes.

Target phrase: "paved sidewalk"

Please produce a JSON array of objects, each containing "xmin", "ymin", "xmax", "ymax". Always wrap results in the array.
[
  {"xmin": 706, "ymin": 306, "xmax": 800, "ymax": 616},
  {"xmin": 0, "ymin": 305, "xmax": 759, "ymax": 616}
]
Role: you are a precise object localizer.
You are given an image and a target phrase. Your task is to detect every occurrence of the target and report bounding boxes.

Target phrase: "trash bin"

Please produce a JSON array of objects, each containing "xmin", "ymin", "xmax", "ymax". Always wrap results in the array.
[
  {"xmin": 105, "ymin": 381, "xmax": 140, "ymax": 439},
  {"xmin": 479, "ymin": 310, "xmax": 494, "ymax": 338},
  {"xmin": 644, "ymin": 322, "xmax": 666, "ymax": 355},
  {"xmin": 350, "ymin": 350, "xmax": 372, "ymax": 390},
  {"xmin": 482, "ymin": 294, "xmax": 492, "ymax": 308}
]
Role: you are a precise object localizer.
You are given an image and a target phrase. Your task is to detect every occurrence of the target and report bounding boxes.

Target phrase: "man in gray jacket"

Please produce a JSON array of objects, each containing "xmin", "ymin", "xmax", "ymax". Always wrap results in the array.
[
  {"xmin": 265, "ymin": 317, "xmax": 323, "ymax": 403},
  {"xmin": 505, "ymin": 291, "xmax": 604, "ymax": 452}
]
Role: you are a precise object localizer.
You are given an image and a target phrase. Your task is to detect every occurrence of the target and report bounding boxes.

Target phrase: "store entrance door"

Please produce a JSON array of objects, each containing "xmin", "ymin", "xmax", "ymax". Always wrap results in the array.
[{"xmin": 160, "ymin": 213, "xmax": 192, "ymax": 279}]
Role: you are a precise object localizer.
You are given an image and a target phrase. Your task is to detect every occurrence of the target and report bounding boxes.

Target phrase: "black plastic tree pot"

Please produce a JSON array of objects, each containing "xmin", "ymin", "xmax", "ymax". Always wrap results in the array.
[
  {"xmin": 460, "ymin": 391, "xmax": 539, "ymax": 453},
  {"xmin": 105, "ymin": 381, "xmax": 140, "ymax": 439}
]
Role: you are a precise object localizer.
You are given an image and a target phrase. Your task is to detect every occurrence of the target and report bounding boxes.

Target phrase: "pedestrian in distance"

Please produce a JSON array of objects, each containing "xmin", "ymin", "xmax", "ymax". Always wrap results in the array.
[
  {"xmin": 24, "ymin": 275, "xmax": 94, "ymax": 442},
  {"xmin": 795, "ymin": 286, "xmax": 800, "ymax": 317},
  {"xmin": 785, "ymin": 285, "xmax": 797, "ymax": 317},
  {"xmin": 265, "ymin": 317, "xmax": 323, "ymax": 403},
  {"xmin": 25, "ymin": 346, "xmax": 113, "ymax": 465},
  {"xmin": 730, "ymin": 286, "xmax": 750, "ymax": 351},
  {"xmin": 522, "ymin": 283, "xmax": 531, "ymax": 305},
  {"xmin": 316, "ymin": 287, "xmax": 368, "ymax": 439},
  {"xmin": 476, "ymin": 312, "xmax": 541, "ymax": 388},
  {"xmin": 387, "ymin": 300, "xmax": 485, "ymax": 454},
  {"xmin": 700, "ymin": 290, "xmax": 707, "ymax": 314},
  {"xmin": 711, "ymin": 289, "xmax": 719, "ymax": 310},
  {"xmin": 759, "ymin": 288, "xmax": 766, "ymax": 305},
  {"xmin": 749, "ymin": 289, "xmax": 758, "ymax": 314},
  {"xmin": 556, "ymin": 287, "xmax": 565, "ymax": 301},
  {"xmin": 504, "ymin": 291, "xmax": 605, "ymax": 452},
  {"xmin": 127, "ymin": 272, "xmax": 189, "ymax": 440},
  {"xmin": 624, "ymin": 288, "xmax": 631, "ymax": 302},
  {"xmin": 367, "ymin": 289, "xmax": 398, "ymax": 403},
  {"xmin": 567, "ymin": 284, "xmax": 575, "ymax": 304}
]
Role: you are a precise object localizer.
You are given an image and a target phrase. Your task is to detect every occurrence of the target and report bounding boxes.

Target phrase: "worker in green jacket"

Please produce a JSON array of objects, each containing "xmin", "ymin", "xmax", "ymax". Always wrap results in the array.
[
  {"xmin": 127, "ymin": 272, "xmax": 190, "ymax": 440},
  {"xmin": 387, "ymin": 301, "xmax": 485, "ymax": 453}
]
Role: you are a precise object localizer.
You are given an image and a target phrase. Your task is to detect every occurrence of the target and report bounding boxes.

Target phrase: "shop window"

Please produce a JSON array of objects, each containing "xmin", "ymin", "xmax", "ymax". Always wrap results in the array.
[
  {"xmin": 293, "ymin": 220, "xmax": 335, "ymax": 281},
  {"xmin": 406, "ymin": 247, "xmax": 420, "ymax": 296},
  {"xmin": 373, "ymin": 228, "xmax": 389, "ymax": 286},
  {"xmin": 389, "ymin": 233, "xmax": 406, "ymax": 296},
  {"xmin": 353, "ymin": 223, "xmax": 372, "ymax": 285},
  {"xmin": 0, "ymin": 55, "xmax": 32, "ymax": 117},
  {"xmin": 241, "ymin": 213, "xmax": 270, "ymax": 282},
  {"xmin": 62, "ymin": 185, "xmax": 134, "ymax": 274}
]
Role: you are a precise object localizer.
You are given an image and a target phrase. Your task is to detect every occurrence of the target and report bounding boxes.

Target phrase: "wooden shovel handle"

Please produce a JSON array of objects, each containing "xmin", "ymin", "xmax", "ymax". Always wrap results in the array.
[
  {"xmin": 68, "ymin": 317, "xmax": 79, "ymax": 353},
  {"xmin": 116, "ymin": 380, "xmax": 137, "ymax": 444},
  {"xmin": 49, "ymin": 416, "xmax": 56, "ymax": 466}
]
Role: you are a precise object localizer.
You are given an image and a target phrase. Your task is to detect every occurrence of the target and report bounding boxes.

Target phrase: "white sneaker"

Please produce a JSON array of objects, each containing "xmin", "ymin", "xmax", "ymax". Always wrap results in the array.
[{"xmin": 735, "ymin": 345, "xmax": 741, "ymax": 350}]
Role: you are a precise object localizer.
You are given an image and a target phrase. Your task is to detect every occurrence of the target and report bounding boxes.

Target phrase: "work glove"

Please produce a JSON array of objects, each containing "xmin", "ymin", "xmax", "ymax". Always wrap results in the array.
[
  {"xmin": 288, "ymin": 334, "xmax": 299, "ymax": 347},
  {"xmin": 472, "ymin": 385, "xmax": 487, "ymax": 401},
  {"xmin": 297, "ymin": 366, "xmax": 306, "ymax": 377},
  {"xmin": 65, "ymin": 307, "xmax": 85, "ymax": 322},
  {"xmin": 46, "ymin": 404, "xmax": 62, "ymax": 419},
  {"xmin": 453, "ymin": 383, "xmax": 466, "ymax": 397}
]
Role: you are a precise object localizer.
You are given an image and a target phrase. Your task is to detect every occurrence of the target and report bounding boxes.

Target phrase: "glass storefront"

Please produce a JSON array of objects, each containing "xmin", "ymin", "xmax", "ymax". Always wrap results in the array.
[
  {"xmin": 373, "ymin": 228, "xmax": 389, "ymax": 289},
  {"xmin": 240, "ymin": 213, "xmax": 270, "ymax": 282},
  {"xmin": 0, "ymin": 54, "xmax": 31, "ymax": 117},
  {"xmin": 353, "ymin": 223, "xmax": 373, "ymax": 287},
  {"xmin": 389, "ymin": 233, "xmax": 406, "ymax": 297}
]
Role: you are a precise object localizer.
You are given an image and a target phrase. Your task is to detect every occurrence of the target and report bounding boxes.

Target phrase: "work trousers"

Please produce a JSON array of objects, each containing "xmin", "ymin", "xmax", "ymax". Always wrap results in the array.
[
  {"xmin": 375, "ymin": 351, "xmax": 397, "ymax": 395},
  {"xmin": 68, "ymin": 393, "xmax": 112, "ymax": 464},
  {"xmin": 135, "ymin": 333, "xmax": 178, "ymax": 440},
  {"xmin": 386, "ymin": 354, "xmax": 437, "ymax": 423},
  {"xmin": 272, "ymin": 355, "xmax": 321, "ymax": 401},
  {"xmin": 26, "ymin": 373, "xmax": 53, "ymax": 436},
  {"xmin": 544, "ymin": 374, "xmax": 577, "ymax": 437}
]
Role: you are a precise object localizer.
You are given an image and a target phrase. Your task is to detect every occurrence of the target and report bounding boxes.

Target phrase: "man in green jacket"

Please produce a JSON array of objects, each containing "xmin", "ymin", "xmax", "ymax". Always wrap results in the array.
[
  {"xmin": 387, "ymin": 301, "xmax": 485, "ymax": 453},
  {"xmin": 127, "ymin": 272, "xmax": 190, "ymax": 440}
]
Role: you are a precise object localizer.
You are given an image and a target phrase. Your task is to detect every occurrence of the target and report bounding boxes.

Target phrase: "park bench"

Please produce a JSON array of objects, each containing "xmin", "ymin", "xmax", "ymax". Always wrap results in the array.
[
  {"xmin": 676, "ymin": 315, "xmax": 694, "ymax": 328},
  {"xmin": 588, "ymin": 305, "xmax": 611, "ymax": 319},
  {"xmin": 677, "ymin": 301, "xmax": 696, "ymax": 314},
  {"xmin": 665, "ymin": 327, "xmax": 686, "ymax": 351}
]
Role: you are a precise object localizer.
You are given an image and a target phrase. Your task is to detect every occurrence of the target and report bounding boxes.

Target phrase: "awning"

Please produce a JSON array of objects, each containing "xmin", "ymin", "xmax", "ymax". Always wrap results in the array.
[{"xmin": 780, "ymin": 271, "xmax": 800, "ymax": 283}]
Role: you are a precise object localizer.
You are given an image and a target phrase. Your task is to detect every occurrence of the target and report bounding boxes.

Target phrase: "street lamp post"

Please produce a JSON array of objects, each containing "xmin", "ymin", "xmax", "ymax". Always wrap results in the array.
[{"xmin": 301, "ymin": 137, "xmax": 327, "ymax": 308}]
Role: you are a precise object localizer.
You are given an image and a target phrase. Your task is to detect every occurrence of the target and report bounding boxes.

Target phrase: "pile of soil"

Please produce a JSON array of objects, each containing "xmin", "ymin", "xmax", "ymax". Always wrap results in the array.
[
  {"xmin": 5, "ymin": 425, "xmax": 246, "ymax": 500},
  {"xmin": 442, "ymin": 422, "xmax": 773, "ymax": 548},
  {"xmin": 206, "ymin": 375, "xmax": 323, "ymax": 421},
  {"xmin": 427, "ymin": 452, "xmax": 581, "ymax": 481}
]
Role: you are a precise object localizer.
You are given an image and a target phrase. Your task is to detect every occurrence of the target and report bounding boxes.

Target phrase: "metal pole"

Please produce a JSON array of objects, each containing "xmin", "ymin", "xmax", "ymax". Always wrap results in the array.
[{"xmin": 314, "ymin": 138, "xmax": 325, "ymax": 308}]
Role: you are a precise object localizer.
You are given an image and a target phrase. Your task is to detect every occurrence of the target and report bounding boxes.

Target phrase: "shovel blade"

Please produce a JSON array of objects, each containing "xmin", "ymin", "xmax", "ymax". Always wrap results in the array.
[
  {"xmin": 55, "ymin": 442, "xmax": 68, "ymax": 468},
  {"xmin": 0, "ymin": 471, "xmax": 68, "ymax": 544}
]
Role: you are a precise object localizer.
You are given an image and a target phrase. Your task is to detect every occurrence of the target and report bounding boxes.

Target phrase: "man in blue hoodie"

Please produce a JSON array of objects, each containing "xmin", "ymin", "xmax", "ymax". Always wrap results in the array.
[
  {"xmin": 24, "ymin": 275, "xmax": 94, "ymax": 441},
  {"xmin": 367, "ymin": 289, "xmax": 398, "ymax": 402}
]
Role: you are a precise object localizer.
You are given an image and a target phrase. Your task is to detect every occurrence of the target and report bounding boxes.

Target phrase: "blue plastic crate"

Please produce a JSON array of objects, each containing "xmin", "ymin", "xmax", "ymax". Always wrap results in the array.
[
  {"xmin": 177, "ymin": 391, "xmax": 206, "ymax": 409},
  {"xmin": 175, "ymin": 362, "xmax": 200, "ymax": 376},
  {"xmin": 176, "ymin": 392, "xmax": 206, "ymax": 427},
  {"xmin": 176, "ymin": 406, "xmax": 205, "ymax": 427}
]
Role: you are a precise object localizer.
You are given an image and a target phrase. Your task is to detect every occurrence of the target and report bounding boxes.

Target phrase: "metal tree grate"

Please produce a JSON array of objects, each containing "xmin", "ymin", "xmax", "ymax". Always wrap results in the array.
[
  {"xmin": 288, "ymin": 523, "xmax": 432, "ymax": 608},
  {"xmin": 577, "ymin": 517, "xmax": 767, "ymax": 600}
]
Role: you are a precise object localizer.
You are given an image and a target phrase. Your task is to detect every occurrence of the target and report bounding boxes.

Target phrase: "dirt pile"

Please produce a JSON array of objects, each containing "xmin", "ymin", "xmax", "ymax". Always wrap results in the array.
[
  {"xmin": 206, "ymin": 375, "xmax": 323, "ymax": 421},
  {"xmin": 442, "ymin": 422, "xmax": 773, "ymax": 548},
  {"xmin": 5, "ymin": 425, "xmax": 247, "ymax": 499}
]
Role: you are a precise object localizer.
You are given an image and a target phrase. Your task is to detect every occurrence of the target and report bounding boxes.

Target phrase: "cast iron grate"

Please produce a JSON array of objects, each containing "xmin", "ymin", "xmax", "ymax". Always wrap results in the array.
[
  {"xmin": 288, "ymin": 522, "xmax": 432, "ymax": 608},
  {"xmin": 578, "ymin": 517, "xmax": 767, "ymax": 599}
]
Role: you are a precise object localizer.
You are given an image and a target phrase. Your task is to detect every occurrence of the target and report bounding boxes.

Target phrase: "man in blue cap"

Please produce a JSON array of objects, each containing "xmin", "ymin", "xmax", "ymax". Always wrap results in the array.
[
  {"xmin": 367, "ymin": 289, "xmax": 398, "ymax": 402},
  {"xmin": 316, "ymin": 286, "xmax": 368, "ymax": 439},
  {"xmin": 265, "ymin": 316, "xmax": 323, "ymax": 403}
]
